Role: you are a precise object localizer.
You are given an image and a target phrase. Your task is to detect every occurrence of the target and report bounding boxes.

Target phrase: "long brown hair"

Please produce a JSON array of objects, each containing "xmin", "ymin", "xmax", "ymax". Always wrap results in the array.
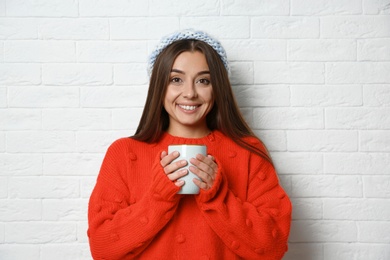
[{"xmin": 133, "ymin": 40, "xmax": 272, "ymax": 164}]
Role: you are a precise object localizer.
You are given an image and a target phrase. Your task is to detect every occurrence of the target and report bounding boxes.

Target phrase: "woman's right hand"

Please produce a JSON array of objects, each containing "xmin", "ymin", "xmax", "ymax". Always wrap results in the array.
[{"xmin": 160, "ymin": 151, "xmax": 188, "ymax": 187}]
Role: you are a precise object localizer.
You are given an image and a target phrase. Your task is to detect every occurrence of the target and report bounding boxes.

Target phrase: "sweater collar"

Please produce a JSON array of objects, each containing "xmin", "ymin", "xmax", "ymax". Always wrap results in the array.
[{"xmin": 158, "ymin": 130, "xmax": 220, "ymax": 147}]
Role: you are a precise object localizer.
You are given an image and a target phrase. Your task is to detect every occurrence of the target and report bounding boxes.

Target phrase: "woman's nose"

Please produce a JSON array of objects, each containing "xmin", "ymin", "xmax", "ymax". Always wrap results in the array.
[{"xmin": 182, "ymin": 81, "xmax": 198, "ymax": 99}]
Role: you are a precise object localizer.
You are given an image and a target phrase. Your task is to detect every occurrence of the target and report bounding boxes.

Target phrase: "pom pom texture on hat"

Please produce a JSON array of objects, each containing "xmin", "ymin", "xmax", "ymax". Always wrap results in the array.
[{"xmin": 147, "ymin": 29, "xmax": 230, "ymax": 76}]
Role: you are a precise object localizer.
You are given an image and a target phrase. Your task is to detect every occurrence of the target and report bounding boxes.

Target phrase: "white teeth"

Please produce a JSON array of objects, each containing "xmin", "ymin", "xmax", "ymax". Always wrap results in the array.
[{"xmin": 179, "ymin": 105, "xmax": 197, "ymax": 111}]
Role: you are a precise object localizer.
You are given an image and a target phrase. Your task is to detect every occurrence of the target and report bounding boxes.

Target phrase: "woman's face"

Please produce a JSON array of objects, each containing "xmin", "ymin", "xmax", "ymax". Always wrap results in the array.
[{"xmin": 163, "ymin": 51, "xmax": 214, "ymax": 137}]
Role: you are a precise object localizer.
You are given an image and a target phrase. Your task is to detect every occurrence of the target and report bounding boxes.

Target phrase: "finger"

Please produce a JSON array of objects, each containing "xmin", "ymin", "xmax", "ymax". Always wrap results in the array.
[
  {"xmin": 205, "ymin": 155, "xmax": 218, "ymax": 172},
  {"xmin": 160, "ymin": 150, "xmax": 167, "ymax": 160},
  {"xmin": 190, "ymin": 156, "xmax": 216, "ymax": 177},
  {"xmin": 189, "ymin": 163, "xmax": 215, "ymax": 183},
  {"xmin": 197, "ymin": 154, "xmax": 218, "ymax": 170},
  {"xmin": 193, "ymin": 178, "xmax": 209, "ymax": 190},
  {"xmin": 167, "ymin": 168, "xmax": 188, "ymax": 181},
  {"xmin": 160, "ymin": 151, "xmax": 180, "ymax": 167},
  {"xmin": 189, "ymin": 165, "xmax": 213, "ymax": 185},
  {"xmin": 164, "ymin": 159, "xmax": 188, "ymax": 175},
  {"xmin": 174, "ymin": 179, "xmax": 185, "ymax": 187}
]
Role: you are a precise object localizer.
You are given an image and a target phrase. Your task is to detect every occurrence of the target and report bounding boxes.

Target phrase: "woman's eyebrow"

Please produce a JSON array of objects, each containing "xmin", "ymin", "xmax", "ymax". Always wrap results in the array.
[
  {"xmin": 171, "ymin": 69, "xmax": 210, "ymax": 76},
  {"xmin": 171, "ymin": 69, "xmax": 185, "ymax": 74},
  {"xmin": 197, "ymin": 70, "xmax": 211, "ymax": 76}
]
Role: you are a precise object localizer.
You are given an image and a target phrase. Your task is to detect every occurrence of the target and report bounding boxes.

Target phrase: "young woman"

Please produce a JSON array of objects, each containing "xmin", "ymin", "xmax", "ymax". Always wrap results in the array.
[{"xmin": 88, "ymin": 29, "xmax": 292, "ymax": 260}]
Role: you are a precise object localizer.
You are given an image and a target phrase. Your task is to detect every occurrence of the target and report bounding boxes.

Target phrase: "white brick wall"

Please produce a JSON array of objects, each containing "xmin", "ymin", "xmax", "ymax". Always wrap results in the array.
[{"xmin": 1, "ymin": 0, "xmax": 389, "ymax": 259}]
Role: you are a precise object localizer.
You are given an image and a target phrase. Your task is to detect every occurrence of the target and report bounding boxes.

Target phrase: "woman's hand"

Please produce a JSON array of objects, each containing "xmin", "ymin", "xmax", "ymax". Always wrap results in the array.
[
  {"xmin": 160, "ymin": 151, "xmax": 188, "ymax": 187},
  {"xmin": 190, "ymin": 154, "xmax": 218, "ymax": 191}
]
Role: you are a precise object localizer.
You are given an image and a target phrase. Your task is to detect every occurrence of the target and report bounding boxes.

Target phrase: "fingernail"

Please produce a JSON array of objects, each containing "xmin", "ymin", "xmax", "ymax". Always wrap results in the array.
[
  {"xmin": 173, "ymin": 151, "xmax": 179, "ymax": 156},
  {"xmin": 176, "ymin": 180, "xmax": 185, "ymax": 186}
]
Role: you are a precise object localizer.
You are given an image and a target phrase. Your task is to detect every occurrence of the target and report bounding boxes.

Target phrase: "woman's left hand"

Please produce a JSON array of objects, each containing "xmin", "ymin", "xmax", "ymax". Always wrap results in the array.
[{"xmin": 189, "ymin": 154, "xmax": 218, "ymax": 191}]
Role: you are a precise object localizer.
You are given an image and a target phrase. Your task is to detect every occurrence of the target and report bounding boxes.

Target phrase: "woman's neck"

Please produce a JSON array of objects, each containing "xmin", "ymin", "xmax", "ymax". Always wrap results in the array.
[{"xmin": 166, "ymin": 125, "xmax": 211, "ymax": 139}]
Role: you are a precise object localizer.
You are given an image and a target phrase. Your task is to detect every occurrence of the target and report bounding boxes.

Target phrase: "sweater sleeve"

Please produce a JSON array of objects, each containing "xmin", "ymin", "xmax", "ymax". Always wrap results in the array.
[
  {"xmin": 195, "ymin": 147, "xmax": 292, "ymax": 260},
  {"xmin": 87, "ymin": 139, "xmax": 181, "ymax": 260}
]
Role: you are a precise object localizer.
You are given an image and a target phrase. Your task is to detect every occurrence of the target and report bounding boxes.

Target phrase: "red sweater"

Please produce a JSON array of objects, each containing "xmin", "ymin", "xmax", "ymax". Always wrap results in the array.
[{"xmin": 88, "ymin": 131, "xmax": 292, "ymax": 260}]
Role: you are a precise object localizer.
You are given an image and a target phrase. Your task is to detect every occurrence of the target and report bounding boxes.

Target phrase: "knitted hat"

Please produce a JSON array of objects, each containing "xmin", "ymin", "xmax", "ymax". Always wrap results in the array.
[{"xmin": 147, "ymin": 29, "xmax": 230, "ymax": 76}]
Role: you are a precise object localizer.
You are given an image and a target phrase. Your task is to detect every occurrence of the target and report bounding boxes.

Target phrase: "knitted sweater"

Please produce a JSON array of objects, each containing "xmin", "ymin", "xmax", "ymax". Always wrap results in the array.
[{"xmin": 88, "ymin": 131, "xmax": 292, "ymax": 260}]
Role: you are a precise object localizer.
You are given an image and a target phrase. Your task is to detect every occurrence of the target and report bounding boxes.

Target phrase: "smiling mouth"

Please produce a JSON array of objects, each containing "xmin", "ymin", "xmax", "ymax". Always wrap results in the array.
[{"xmin": 178, "ymin": 104, "xmax": 199, "ymax": 111}]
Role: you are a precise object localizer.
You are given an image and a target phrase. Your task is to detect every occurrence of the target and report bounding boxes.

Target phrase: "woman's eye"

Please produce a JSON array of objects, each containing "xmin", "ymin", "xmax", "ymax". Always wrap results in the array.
[
  {"xmin": 197, "ymin": 78, "xmax": 210, "ymax": 85},
  {"xmin": 171, "ymin": 77, "xmax": 182, "ymax": 83}
]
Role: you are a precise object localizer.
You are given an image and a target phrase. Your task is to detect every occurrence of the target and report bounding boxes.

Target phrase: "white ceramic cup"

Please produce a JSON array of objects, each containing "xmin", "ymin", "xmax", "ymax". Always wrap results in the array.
[{"xmin": 168, "ymin": 144, "xmax": 207, "ymax": 194}]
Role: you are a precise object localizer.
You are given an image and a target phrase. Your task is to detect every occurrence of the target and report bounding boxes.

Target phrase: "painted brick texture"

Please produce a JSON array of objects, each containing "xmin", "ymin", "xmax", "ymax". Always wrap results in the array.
[{"xmin": 1, "ymin": 0, "xmax": 389, "ymax": 259}]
